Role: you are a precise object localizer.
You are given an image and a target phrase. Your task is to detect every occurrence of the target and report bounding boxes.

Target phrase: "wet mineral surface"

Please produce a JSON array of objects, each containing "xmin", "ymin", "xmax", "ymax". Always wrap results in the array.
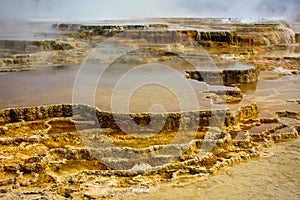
[{"xmin": 0, "ymin": 18, "xmax": 299, "ymax": 199}]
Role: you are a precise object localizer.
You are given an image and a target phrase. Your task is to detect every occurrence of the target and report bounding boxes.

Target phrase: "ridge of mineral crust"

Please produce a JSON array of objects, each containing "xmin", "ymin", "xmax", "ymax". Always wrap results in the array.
[{"xmin": 0, "ymin": 102, "xmax": 299, "ymax": 198}]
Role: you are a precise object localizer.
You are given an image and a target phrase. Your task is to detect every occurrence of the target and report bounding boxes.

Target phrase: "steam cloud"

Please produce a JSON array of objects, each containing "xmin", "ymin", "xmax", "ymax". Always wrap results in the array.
[{"xmin": 0, "ymin": 0, "xmax": 299, "ymax": 21}]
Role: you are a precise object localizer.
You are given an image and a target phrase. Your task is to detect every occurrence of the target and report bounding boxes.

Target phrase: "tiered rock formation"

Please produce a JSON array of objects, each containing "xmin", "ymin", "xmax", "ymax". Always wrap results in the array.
[
  {"xmin": 0, "ymin": 102, "xmax": 299, "ymax": 198},
  {"xmin": 0, "ymin": 18, "xmax": 299, "ymax": 199},
  {"xmin": 0, "ymin": 18, "xmax": 297, "ymax": 72}
]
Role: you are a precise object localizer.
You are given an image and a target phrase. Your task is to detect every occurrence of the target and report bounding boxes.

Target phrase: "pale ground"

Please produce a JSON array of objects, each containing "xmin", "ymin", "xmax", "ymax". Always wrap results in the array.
[{"xmin": 136, "ymin": 139, "xmax": 300, "ymax": 200}]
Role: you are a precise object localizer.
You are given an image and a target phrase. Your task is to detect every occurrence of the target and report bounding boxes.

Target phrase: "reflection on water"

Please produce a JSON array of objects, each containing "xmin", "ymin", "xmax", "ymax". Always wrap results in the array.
[
  {"xmin": 0, "ymin": 65, "xmax": 78, "ymax": 109},
  {"xmin": 226, "ymin": 72, "xmax": 300, "ymax": 119},
  {"xmin": 0, "ymin": 64, "xmax": 299, "ymax": 114},
  {"xmin": 0, "ymin": 63, "xmax": 213, "ymax": 112}
]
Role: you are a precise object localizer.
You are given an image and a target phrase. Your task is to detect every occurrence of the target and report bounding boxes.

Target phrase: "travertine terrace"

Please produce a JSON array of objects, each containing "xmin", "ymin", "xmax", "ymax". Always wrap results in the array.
[{"xmin": 0, "ymin": 18, "xmax": 299, "ymax": 199}]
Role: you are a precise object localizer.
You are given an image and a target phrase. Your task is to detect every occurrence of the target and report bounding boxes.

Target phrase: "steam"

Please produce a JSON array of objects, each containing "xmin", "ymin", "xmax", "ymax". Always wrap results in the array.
[
  {"xmin": 177, "ymin": 0, "xmax": 300, "ymax": 21},
  {"xmin": 0, "ymin": 0, "xmax": 299, "ymax": 21}
]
